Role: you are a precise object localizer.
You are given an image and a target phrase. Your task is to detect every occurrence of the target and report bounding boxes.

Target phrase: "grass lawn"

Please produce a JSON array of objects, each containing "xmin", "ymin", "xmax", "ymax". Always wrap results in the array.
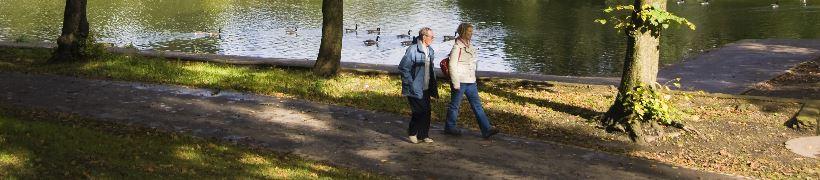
[
  {"xmin": 0, "ymin": 105, "xmax": 380, "ymax": 179},
  {"xmin": 0, "ymin": 47, "xmax": 817, "ymax": 178}
]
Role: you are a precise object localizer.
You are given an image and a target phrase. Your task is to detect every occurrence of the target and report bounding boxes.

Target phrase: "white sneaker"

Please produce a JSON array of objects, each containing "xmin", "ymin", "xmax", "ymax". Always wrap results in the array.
[
  {"xmin": 422, "ymin": 138, "xmax": 434, "ymax": 143},
  {"xmin": 408, "ymin": 135, "xmax": 419, "ymax": 144}
]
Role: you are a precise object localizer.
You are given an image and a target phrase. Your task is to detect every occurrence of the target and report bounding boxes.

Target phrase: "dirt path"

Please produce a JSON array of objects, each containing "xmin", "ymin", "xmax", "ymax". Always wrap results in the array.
[{"xmin": 0, "ymin": 72, "xmax": 735, "ymax": 179}]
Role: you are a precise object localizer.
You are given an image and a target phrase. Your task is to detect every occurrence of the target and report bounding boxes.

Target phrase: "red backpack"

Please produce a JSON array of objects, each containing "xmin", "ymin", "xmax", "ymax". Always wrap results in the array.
[{"xmin": 439, "ymin": 48, "xmax": 461, "ymax": 79}]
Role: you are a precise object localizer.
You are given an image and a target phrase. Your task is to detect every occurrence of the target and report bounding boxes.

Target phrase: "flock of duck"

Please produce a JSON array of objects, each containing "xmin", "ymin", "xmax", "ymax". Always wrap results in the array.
[
  {"xmin": 675, "ymin": 0, "xmax": 808, "ymax": 8},
  {"xmin": 190, "ymin": 25, "xmax": 455, "ymax": 47},
  {"xmin": 278, "ymin": 24, "xmax": 456, "ymax": 47},
  {"xmin": 345, "ymin": 24, "xmax": 457, "ymax": 47}
]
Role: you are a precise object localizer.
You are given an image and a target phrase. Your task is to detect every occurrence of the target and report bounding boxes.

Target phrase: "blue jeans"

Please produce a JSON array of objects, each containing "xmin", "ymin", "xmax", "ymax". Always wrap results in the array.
[{"xmin": 445, "ymin": 83, "xmax": 492, "ymax": 136}]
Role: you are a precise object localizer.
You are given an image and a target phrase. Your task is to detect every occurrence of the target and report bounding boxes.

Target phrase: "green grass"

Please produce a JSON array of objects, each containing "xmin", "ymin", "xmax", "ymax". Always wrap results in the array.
[
  {"xmin": 0, "ymin": 47, "xmax": 816, "ymax": 178},
  {"xmin": 0, "ymin": 106, "xmax": 380, "ymax": 179}
]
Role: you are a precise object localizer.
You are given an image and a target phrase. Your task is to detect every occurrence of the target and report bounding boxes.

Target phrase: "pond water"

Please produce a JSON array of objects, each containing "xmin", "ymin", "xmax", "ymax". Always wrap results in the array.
[{"xmin": 0, "ymin": 0, "xmax": 818, "ymax": 76}]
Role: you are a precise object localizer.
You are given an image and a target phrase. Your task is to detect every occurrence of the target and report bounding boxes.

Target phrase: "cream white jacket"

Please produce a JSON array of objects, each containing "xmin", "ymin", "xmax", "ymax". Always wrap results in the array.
[{"xmin": 448, "ymin": 40, "xmax": 477, "ymax": 89}]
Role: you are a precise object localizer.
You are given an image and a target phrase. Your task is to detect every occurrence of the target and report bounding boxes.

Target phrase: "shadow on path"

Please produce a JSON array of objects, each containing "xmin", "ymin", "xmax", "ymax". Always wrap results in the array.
[{"xmin": 0, "ymin": 71, "xmax": 734, "ymax": 179}]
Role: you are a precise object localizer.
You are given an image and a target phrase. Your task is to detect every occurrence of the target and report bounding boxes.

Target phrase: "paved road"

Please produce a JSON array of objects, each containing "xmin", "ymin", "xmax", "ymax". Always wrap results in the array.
[{"xmin": 659, "ymin": 39, "xmax": 820, "ymax": 94}]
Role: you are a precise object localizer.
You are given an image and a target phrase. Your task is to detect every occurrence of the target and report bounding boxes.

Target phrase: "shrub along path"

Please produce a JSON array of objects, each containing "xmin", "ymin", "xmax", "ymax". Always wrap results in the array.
[{"xmin": 0, "ymin": 71, "xmax": 732, "ymax": 179}]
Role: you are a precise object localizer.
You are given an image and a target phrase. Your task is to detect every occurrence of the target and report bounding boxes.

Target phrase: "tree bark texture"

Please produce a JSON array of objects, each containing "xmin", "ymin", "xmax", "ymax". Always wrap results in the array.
[
  {"xmin": 313, "ymin": 0, "xmax": 343, "ymax": 77},
  {"xmin": 51, "ymin": 0, "xmax": 89, "ymax": 62},
  {"xmin": 603, "ymin": 0, "xmax": 666, "ymax": 143}
]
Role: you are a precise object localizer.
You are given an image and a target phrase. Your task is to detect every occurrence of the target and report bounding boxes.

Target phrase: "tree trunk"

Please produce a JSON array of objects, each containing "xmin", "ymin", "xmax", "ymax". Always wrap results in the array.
[
  {"xmin": 313, "ymin": 0, "xmax": 343, "ymax": 77},
  {"xmin": 50, "ymin": 0, "xmax": 89, "ymax": 62},
  {"xmin": 603, "ymin": 0, "xmax": 666, "ymax": 143}
]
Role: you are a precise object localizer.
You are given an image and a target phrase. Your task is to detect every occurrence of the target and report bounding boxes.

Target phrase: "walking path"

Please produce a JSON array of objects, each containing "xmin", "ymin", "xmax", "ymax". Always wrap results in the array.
[
  {"xmin": 659, "ymin": 39, "xmax": 820, "ymax": 94},
  {"xmin": 0, "ymin": 72, "xmax": 734, "ymax": 179}
]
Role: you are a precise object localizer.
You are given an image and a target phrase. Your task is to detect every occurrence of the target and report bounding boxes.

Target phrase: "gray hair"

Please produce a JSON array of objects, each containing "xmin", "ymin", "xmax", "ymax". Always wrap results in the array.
[{"xmin": 418, "ymin": 27, "xmax": 432, "ymax": 37}]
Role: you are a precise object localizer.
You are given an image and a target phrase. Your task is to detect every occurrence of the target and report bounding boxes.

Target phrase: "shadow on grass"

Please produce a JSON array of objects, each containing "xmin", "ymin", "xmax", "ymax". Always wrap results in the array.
[
  {"xmin": 0, "ymin": 47, "xmax": 677, "ymax": 178},
  {"xmin": 0, "ymin": 106, "xmax": 373, "ymax": 179},
  {"xmin": 480, "ymin": 81, "xmax": 602, "ymax": 120}
]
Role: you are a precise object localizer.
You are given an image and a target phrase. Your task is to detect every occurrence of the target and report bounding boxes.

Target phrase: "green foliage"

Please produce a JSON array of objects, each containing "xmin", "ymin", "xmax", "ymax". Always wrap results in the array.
[
  {"xmin": 124, "ymin": 42, "xmax": 138, "ymax": 50},
  {"xmin": 594, "ymin": 5, "xmax": 636, "ymax": 30},
  {"xmin": 595, "ymin": 4, "xmax": 696, "ymax": 37},
  {"xmin": 79, "ymin": 32, "xmax": 111, "ymax": 59},
  {"xmin": 640, "ymin": 5, "xmax": 696, "ymax": 30},
  {"xmin": 619, "ymin": 81, "xmax": 686, "ymax": 125},
  {"xmin": 13, "ymin": 35, "xmax": 31, "ymax": 43}
]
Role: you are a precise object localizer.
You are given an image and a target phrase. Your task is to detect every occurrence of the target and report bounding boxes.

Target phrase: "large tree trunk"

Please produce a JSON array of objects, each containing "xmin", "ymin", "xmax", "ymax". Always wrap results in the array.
[
  {"xmin": 313, "ymin": 0, "xmax": 343, "ymax": 77},
  {"xmin": 50, "ymin": 0, "xmax": 89, "ymax": 62},
  {"xmin": 603, "ymin": 0, "xmax": 666, "ymax": 144}
]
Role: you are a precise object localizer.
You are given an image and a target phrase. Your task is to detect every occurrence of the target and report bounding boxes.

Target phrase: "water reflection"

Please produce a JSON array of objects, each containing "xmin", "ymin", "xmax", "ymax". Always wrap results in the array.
[{"xmin": 0, "ymin": 0, "xmax": 817, "ymax": 76}]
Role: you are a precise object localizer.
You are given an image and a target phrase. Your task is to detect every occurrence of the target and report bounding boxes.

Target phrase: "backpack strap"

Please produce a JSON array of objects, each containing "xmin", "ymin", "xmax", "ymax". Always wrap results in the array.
[
  {"xmin": 456, "ymin": 40, "xmax": 463, "ymax": 61},
  {"xmin": 458, "ymin": 46, "xmax": 462, "ymax": 61}
]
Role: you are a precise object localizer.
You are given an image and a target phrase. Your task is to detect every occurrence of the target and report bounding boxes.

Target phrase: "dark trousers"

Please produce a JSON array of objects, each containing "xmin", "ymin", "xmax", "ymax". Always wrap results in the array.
[{"xmin": 407, "ymin": 89, "xmax": 432, "ymax": 139}]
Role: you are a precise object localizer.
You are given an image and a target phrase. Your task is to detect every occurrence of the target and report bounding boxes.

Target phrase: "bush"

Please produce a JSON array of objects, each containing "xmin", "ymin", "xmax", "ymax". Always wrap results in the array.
[{"xmin": 79, "ymin": 32, "xmax": 111, "ymax": 59}]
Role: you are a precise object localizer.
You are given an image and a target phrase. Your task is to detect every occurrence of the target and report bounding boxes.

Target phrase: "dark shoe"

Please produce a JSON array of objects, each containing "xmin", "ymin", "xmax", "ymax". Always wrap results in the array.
[
  {"xmin": 482, "ymin": 128, "xmax": 500, "ymax": 139},
  {"xmin": 443, "ymin": 128, "xmax": 463, "ymax": 136}
]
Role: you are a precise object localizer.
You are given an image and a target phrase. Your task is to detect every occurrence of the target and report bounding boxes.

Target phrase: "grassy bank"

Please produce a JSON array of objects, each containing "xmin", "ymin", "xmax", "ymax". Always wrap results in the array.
[
  {"xmin": 0, "ymin": 47, "xmax": 816, "ymax": 178},
  {"xmin": 0, "ymin": 105, "xmax": 380, "ymax": 179}
]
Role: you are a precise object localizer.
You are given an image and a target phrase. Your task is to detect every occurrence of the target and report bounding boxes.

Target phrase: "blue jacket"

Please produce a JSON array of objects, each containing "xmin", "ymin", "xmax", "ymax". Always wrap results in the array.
[{"xmin": 398, "ymin": 40, "xmax": 438, "ymax": 99}]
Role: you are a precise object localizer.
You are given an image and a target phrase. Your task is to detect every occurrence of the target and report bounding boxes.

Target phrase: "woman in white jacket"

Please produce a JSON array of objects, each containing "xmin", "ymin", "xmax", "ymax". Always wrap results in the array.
[{"xmin": 443, "ymin": 23, "xmax": 499, "ymax": 139}]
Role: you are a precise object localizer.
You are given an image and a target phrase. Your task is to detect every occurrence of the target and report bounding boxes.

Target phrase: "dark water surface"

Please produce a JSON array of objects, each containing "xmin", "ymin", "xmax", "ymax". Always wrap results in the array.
[{"xmin": 1, "ymin": 0, "xmax": 818, "ymax": 76}]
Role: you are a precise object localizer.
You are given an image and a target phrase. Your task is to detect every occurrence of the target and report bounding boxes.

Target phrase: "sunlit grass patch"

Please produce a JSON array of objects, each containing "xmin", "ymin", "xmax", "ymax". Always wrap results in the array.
[
  {"xmin": 173, "ymin": 145, "xmax": 204, "ymax": 162},
  {"xmin": 0, "ymin": 147, "xmax": 33, "ymax": 177},
  {"xmin": 0, "ymin": 106, "xmax": 380, "ymax": 179},
  {"xmin": 239, "ymin": 153, "xmax": 272, "ymax": 165}
]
